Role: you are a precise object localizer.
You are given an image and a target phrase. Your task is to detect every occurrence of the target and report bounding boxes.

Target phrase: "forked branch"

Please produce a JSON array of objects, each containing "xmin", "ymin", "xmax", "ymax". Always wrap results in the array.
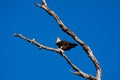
[
  {"xmin": 35, "ymin": 0, "xmax": 102, "ymax": 80},
  {"xmin": 14, "ymin": 0, "xmax": 102, "ymax": 80}
]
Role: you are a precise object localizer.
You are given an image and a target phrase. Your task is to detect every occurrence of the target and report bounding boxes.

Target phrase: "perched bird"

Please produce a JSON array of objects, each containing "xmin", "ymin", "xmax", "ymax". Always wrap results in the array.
[{"xmin": 56, "ymin": 37, "xmax": 78, "ymax": 51}]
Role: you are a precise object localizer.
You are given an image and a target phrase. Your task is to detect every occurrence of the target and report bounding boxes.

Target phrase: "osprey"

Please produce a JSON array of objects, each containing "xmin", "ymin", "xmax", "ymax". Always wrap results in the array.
[{"xmin": 56, "ymin": 37, "xmax": 78, "ymax": 51}]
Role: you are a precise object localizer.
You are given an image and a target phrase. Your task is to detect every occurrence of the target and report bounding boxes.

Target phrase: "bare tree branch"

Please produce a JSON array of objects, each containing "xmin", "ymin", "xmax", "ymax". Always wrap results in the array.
[
  {"xmin": 14, "ymin": 0, "xmax": 102, "ymax": 80},
  {"xmin": 34, "ymin": 0, "xmax": 102, "ymax": 80},
  {"xmin": 14, "ymin": 34, "xmax": 61, "ymax": 53},
  {"xmin": 14, "ymin": 33, "xmax": 96, "ymax": 80}
]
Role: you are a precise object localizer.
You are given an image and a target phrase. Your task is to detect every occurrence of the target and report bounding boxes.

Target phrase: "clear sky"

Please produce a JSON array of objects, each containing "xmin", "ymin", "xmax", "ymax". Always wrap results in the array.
[{"xmin": 0, "ymin": 0, "xmax": 120, "ymax": 80}]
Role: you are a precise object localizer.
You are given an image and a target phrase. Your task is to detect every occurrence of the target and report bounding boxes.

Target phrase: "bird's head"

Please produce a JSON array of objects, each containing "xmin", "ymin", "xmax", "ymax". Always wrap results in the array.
[{"xmin": 56, "ymin": 37, "xmax": 61, "ymax": 43}]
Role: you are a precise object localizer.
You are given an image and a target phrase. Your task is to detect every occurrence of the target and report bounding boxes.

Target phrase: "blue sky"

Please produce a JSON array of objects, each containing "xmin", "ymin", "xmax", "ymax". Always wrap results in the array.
[{"xmin": 0, "ymin": 0, "xmax": 120, "ymax": 80}]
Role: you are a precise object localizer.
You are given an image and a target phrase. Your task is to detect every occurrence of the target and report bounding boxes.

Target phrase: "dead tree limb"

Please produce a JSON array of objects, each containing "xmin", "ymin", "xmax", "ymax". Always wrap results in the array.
[
  {"xmin": 35, "ymin": 0, "xmax": 102, "ymax": 80},
  {"xmin": 14, "ymin": 0, "xmax": 102, "ymax": 80},
  {"xmin": 14, "ymin": 33, "xmax": 96, "ymax": 80}
]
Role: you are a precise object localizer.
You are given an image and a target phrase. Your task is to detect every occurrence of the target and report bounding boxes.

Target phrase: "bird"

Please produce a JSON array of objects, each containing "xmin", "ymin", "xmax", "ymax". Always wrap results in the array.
[{"xmin": 56, "ymin": 37, "xmax": 78, "ymax": 51}]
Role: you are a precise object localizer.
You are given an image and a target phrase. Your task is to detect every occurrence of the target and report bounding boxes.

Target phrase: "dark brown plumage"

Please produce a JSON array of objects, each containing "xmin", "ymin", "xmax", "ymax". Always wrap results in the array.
[{"xmin": 56, "ymin": 37, "xmax": 78, "ymax": 51}]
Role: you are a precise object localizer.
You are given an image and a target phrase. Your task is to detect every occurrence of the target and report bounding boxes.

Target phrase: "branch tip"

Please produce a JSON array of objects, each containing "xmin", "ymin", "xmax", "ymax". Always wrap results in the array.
[
  {"xmin": 13, "ymin": 33, "xmax": 22, "ymax": 37},
  {"xmin": 34, "ymin": 2, "xmax": 42, "ymax": 7},
  {"xmin": 42, "ymin": 0, "xmax": 47, "ymax": 5}
]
